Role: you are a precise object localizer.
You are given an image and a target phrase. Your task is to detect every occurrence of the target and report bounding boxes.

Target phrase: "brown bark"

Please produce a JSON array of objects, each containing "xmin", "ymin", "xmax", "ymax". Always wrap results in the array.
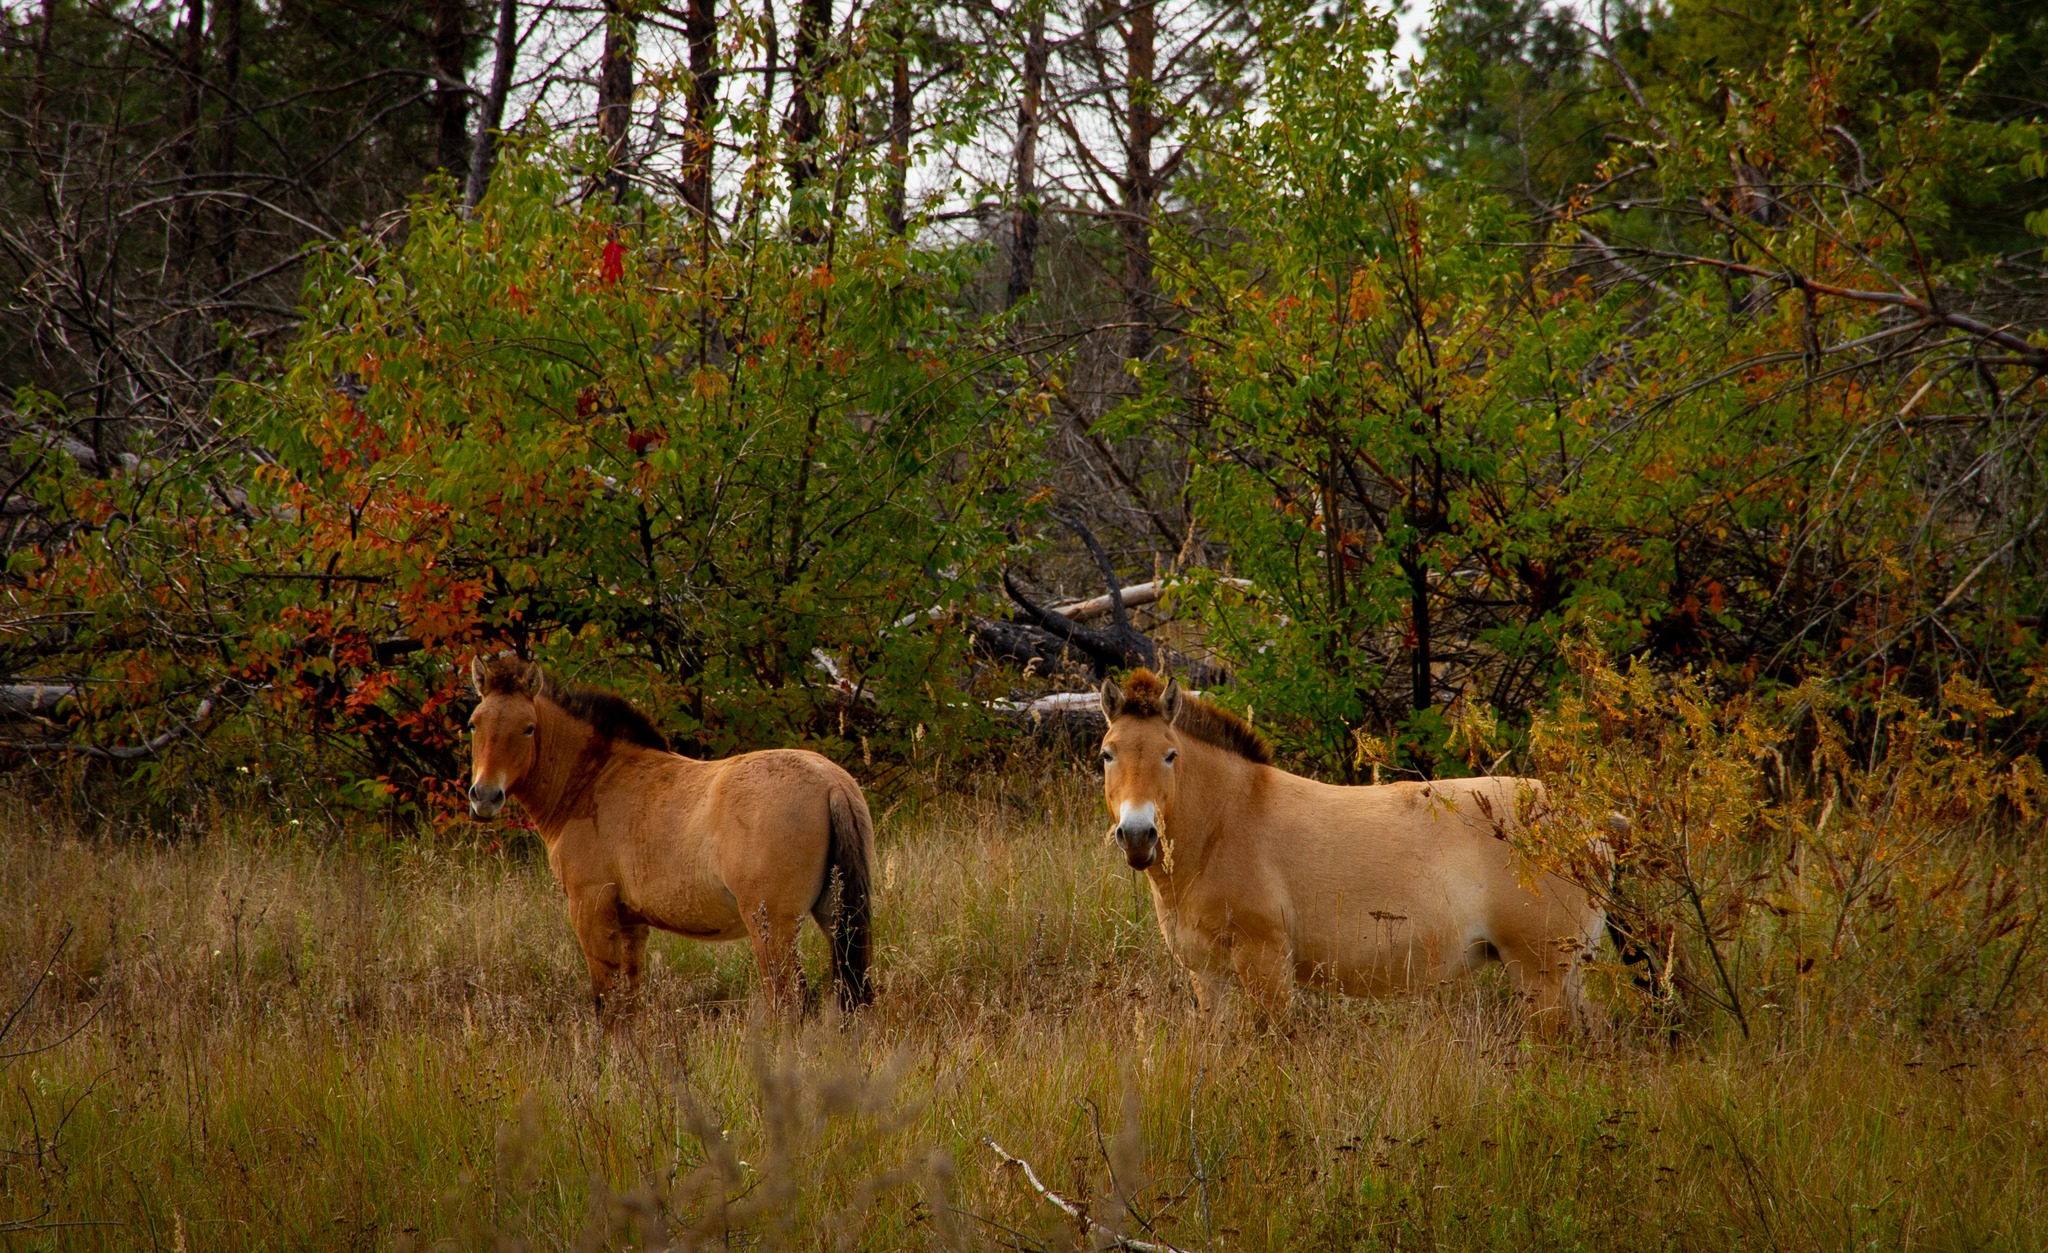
[
  {"xmin": 1119, "ymin": 0, "xmax": 1158, "ymax": 363},
  {"xmin": 1407, "ymin": 553, "xmax": 1431, "ymax": 715},
  {"xmin": 883, "ymin": 17, "xmax": 912, "ymax": 236},
  {"xmin": 598, "ymin": 0, "xmax": 637, "ymax": 202},
  {"xmin": 210, "ymin": 0, "xmax": 243, "ymax": 289},
  {"xmin": 680, "ymin": 0, "xmax": 719, "ymax": 222},
  {"xmin": 464, "ymin": 0, "xmax": 519, "ymax": 212},
  {"xmin": 431, "ymin": 0, "xmax": 471, "ymax": 175},
  {"xmin": 787, "ymin": 0, "xmax": 831, "ymax": 239},
  {"xmin": 168, "ymin": 0, "xmax": 205, "ymax": 272},
  {"xmin": 30, "ymin": 0, "xmax": 55, "ymax": 141},
  {"xmin": 1004, "ymin": 4, "xmax": 1046, "ymax": 307}
]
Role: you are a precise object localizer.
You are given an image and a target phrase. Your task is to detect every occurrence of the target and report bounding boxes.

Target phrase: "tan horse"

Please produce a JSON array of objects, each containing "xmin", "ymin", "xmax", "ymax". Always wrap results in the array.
[
  {"xmin": 1098, "ymin": 671, "xmax": 1605, "ymax": 1035},
  {"xmin": 466, "ymin": 656, "xmax": 873, "ymax": 1016}
]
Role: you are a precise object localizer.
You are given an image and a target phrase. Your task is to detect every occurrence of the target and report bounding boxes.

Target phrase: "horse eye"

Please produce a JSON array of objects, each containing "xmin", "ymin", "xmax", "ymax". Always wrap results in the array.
[
  {"xmin": 523, "ymin": 724, "xmax": 535, "ymax": 736},
  {"xmin": 1164, "ymin": 749, "xmax": 1178, "ymax": 765},
  {"xmin": 1100, "ymin": 751, "xmax": 1114, "ymax": 765}
]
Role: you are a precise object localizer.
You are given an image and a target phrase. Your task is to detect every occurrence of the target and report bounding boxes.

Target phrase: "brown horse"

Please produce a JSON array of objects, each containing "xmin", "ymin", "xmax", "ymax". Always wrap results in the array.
[
  {"xmin": 466, "ymin": 656, "xmax": 873, "ymax": 1016},
  {"xmin": 1098, "ymin": 671, "xmax": 1606, "ymax": 1035}
]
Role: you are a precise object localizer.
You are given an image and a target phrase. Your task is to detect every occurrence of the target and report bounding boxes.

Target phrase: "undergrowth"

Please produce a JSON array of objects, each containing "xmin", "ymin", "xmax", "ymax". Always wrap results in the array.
[{"xmin": 2, "ymin": 742, "xmax": 2044, "ymax": 1250}]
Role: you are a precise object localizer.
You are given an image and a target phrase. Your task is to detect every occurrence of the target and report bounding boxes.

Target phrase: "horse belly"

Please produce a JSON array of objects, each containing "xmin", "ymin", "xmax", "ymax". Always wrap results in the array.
[
  {"xmin": 1296, "ymin": 922, "xmax": 1475, "ymax": 996},
  {"xmin": 1286, "ymin": 866, "xmax": 1490, "ymax": 996},
  {"xmin": 1283, "ymin": 790, "xmax": 1519, "ymax": 995},
  {"xmin": 641, "ymin": 893, "xmax": 745, "ymax": 941},
  {"xmin": 618, "ymin": 820, "xmax": 745, "ymax": 940}
]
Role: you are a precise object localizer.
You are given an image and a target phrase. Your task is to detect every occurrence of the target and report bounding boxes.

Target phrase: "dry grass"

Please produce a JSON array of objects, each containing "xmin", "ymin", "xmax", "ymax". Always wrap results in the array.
[{"xmin": 3, "ymin": 761, "xmax": 2045, "ymax": 1251}]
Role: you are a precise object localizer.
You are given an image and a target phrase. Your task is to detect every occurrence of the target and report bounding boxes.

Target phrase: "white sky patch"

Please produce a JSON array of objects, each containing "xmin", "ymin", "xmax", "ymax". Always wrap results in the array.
[{"xmin": 14, "ymin": 0, "xmax": 1523, "ymax": 241}]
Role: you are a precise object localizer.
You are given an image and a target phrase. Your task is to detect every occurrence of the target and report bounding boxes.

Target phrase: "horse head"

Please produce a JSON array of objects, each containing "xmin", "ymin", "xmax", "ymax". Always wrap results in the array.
[
  {"xmin": 467, "ymin": 654, "xmax": 548, "ymax": 819},
  {"xmin": 1098, "ymin": 670, "xmax": 1186, "ymax": 870}
]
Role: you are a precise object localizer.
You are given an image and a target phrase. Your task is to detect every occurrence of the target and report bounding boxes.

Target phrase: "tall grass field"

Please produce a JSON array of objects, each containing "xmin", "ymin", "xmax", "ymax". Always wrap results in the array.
[{"xmin": 3, "ymin": 761, "xmax": 2044, "ymax": 1251}]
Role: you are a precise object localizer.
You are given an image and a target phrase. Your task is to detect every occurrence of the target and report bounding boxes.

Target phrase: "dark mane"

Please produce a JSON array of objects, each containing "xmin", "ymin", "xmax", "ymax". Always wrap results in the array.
[
  {"xmin": 476, "ymin": 656, "xmax": 670, "ymax": 751},
  {"xmin": 551, "ymin": 687, "xmax": 672, "ymax": 752},
  {"xmin": 1119, "ymin": 669, "xmax": 1272, "ymax": 765}
]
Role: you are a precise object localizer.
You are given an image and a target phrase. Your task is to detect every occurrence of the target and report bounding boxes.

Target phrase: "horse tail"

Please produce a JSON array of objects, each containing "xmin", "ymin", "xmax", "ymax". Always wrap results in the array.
[{"xmin": 820, "ymin": 779, "xmax": 875, "ymax": 1011}]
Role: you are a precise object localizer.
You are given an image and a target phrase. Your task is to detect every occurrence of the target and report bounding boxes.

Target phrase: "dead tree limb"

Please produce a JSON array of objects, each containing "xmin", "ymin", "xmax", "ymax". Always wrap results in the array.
[
  {"xmin": 982, "ymin": 1137, "xmax": 1191, "ymax": 1253},
  {"xmin": 1003, "ymin": 570, "xmax": 1153, "ymax": 676},
  {"xmin": 5, "ymin": 682, "xmax": 231, "ymax": 761}
]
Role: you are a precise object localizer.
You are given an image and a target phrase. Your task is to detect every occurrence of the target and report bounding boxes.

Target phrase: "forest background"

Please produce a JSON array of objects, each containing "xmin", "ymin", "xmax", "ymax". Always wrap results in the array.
[
  {"xmin": 5, "ymin": 1, "xmax": 2048, "ymax": 1246},
  {"xmin": 3, "ymin": 0, "xmax": 2046, "ymax": 809}
]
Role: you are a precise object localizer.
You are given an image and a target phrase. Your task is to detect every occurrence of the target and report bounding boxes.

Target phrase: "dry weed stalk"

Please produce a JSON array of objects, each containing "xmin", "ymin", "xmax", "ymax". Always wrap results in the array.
[
  {"xmin": 1522, "ymin": 644, "xmax": 2048, "ymax": 1038},
  {"xmin": 3, "ymin": 761, "xmax": 2047, "ymax": 1249}
]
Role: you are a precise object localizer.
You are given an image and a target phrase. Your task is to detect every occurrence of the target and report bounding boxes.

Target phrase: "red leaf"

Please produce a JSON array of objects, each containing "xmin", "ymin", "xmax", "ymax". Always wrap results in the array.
[{"xmin": 600, "ymin": 238, "xmax": 625, "ymax": 284}]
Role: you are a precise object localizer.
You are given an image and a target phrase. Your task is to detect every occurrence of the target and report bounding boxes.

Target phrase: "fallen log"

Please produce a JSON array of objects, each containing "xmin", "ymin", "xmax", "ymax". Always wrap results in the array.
[
  {"xmin": 4, "ymin": 682, "xmax": 229, "ymax": 759},
  {"xmin": 0, "ymin": 684, "xmax": 76, "ymax": 718},
  {"xmin": 1046, "ymin": 576, "xmax": 1253, "ymax": 622}
]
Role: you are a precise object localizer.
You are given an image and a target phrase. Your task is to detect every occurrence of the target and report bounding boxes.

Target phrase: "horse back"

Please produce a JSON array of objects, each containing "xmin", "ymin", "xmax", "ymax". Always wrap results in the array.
[
  {"xmin": 1234, "ymin": 772, "xmax": 1588, "ymax": 991},
  {"xmin": 571, "ymin": 746, "xmax": 853, "ymax": 939}
]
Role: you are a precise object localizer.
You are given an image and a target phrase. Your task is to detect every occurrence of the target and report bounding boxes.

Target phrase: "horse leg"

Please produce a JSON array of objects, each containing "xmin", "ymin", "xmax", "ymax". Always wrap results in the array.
[
  {"xmin": 741, "ymin": 900, "xmax": 804, "ymax": 1018},
  {"xmin": 1500, "ymin": 938, "xmax": 1577, "ymax": 1041},
  {"xmin": 568, "ymin": 883, "xmax": 635, "ymax": 1024},
  {"xmin": 1229, "ymin": 937, "xmax": 1295, "ymax": 1030},
  {"xmin": 617, "ymin": 918, "xmax": 650, "ymax": 1014},
  {"xmin": 1190, "ymin": 967, "xmax": 1229, "ymax": 1019},
  {"xmin": 1527, "ymin": 975, "xmax": 1575, "ymax": 1042}
]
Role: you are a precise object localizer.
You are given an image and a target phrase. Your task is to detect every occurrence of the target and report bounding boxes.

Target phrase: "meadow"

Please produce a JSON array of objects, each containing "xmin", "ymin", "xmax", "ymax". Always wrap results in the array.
[{"xmin": 3, "ymin": 759, "xmax": 2044, "ymax": 1252}]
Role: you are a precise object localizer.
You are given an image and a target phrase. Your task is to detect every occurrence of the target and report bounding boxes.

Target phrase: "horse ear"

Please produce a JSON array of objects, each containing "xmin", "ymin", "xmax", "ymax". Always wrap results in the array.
[
  {"xmin": 1162, "ymin": 677, "xmax": 1184, "ymax": 724},
  {"xmin": 523, "ymin": 661, "xmax": 549, "ymax": 697},
  {"xmin": 470, "ymin": 655, "xmax": 489, "ymax": 696},
  {"xmin": 1099, "ymin": 676, "xmax": 1124, "ymax": 720}
]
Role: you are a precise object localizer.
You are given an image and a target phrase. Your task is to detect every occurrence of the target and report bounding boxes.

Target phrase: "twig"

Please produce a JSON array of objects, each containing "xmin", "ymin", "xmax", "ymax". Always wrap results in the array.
[
  {"xmin": 1576, "ymin": 233, "xmax": 2048, "ymax": 369},
  {"xmin": 0, "ymin": 928, "xmax": 71, "ymax": 1052},
  {"xmin": 982, "ymin": 1137, "xmax": 1192, "ymax": 1253},
  {"xmin": 1188, "ymin": 1067, "xmax": 1213, "ymax": 1249}
]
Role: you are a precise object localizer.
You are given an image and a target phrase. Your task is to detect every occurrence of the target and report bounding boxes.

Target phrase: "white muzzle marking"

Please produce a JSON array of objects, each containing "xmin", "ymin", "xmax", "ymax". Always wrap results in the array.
[
  {"xmin": 469, "ymin": 778, "xmax": 507, "ymax": 819},
  {"xmin": 1115, "ymin": 799, "xmax": 1162, "ymax": 869}
]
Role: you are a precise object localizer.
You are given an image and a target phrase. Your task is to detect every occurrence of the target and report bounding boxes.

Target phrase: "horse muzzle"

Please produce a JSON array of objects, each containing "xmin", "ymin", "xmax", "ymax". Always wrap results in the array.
[
  {"xmin": 1117, "ymin": 822, "xmax": 1160, "ymax": 870},
  {"xmin": 469, "ymin": 781, "xmax": 506, "ymax": 819}
]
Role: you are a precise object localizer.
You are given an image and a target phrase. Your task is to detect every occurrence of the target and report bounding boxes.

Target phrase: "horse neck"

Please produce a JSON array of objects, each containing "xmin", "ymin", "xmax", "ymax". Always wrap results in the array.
[
  {"xmin": 1152, "ymin": 734, "xmax": 1258, "ymax": 891},
  {"xmin": 513, "ymin": 698, "xmax": 605, "ymax": 833}
]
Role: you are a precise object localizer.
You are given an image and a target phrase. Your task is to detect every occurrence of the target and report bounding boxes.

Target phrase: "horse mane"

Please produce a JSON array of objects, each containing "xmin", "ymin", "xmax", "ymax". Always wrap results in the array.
[
  {"xmin": 1118, "ymin": 669, "xmax": 1272, "ymax": 765},
  {"xmin": 475, "ymin": 656, "xmax": 670, "ymax": 752},
  {"xmin": 552, "ymin": 688, "xmax": 671, "ymax": 752}
]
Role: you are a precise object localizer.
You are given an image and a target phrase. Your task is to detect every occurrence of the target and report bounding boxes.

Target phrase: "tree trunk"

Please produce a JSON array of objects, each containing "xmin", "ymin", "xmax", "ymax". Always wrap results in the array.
[
  {"xmin": 1119, "ymin": 0, "xmax": 1158, "ymax": 363},
  {"xmin": 1004, "ymin": 4, "xmax": 1046, "ymax": 307},
  {"xmin": 206, "ymin": 0, "xmax": 244, "ymax": 375},
  {"xmin": 883, "ymin": 16, "xmax": 912, "ymax": 236},
  {"xmin": 787, "ymin": 0, "xmax": 831, "ymax": 239},
  {"xmin": 210, "ymin": 0, "xmax": 244, "ymax": 271},
  {"xmin": 597, "ymin": 0, "xmax": 637, "ymax": 202},
  {"xmin": 168, "ymin": 0, "xmax": 206, "ymax": 273},
  {"xmin": 431, "ymin": 0, "xmax": 471, "ymax": 175},
  {"xmin": 30, "ymin": 0, "xmax": 54, "ymax": 130},
  {"xmin": 680, "ymin": 0, "xmax": 719, "ymax": 223},
  {"xmin": 1407, "ymin": 552, "xmax": 1431, "ymax": 714},
  {"xmin": 464, "ymin": 0, "xmax": 519, "ymax": 212},
  {"xmin": 1323, "ymin": 439, "xmax": 1346, "ymax": 636}
]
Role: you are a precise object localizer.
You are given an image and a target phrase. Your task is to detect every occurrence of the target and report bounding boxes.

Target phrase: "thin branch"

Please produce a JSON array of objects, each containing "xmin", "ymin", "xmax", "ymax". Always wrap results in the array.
[
  {"xmin": 982, "ymin": 1137, "xmax": 1191, "ymax": 1253},
  {"xmin": 1581, "ymin": 234, "xmax": 2048, "ymax": 368}
]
